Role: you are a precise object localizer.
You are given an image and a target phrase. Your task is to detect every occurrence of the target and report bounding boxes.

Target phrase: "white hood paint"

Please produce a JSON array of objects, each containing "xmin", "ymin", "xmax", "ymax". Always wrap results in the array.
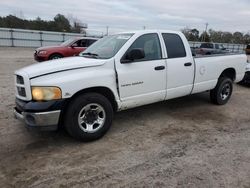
[{"xmin": 15, "ymin": 57, "xmax": 107, "ymax": 78}]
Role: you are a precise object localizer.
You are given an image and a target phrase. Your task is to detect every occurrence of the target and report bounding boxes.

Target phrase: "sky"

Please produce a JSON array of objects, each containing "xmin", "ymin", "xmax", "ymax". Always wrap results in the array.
[{"xmin": 0, "ymin": 0, "xmax": 250, "ymax": 34}]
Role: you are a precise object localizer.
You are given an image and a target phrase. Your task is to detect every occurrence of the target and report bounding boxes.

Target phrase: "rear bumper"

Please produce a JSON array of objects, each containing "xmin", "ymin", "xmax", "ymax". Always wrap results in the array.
[
  {"xmin": 14, "ymin": 98, "xmax": 67, "ymax": 131},
  {"xmin": 14, "ymin": 109, "xmax": 60, "ymax": 131}
]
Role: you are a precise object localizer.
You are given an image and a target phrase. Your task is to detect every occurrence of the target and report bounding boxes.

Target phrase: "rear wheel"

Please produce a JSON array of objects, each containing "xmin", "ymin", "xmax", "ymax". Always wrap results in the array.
[
  {"xmin": 210, "ymin": 77, "xmax": 233, "ymax": 105},
  {"xmin": 49, "ymin": 54, "xmax": 63, "ymax": 60},
  {"xmin": 64, "ymin": 93, "xmax": 113, "ymax": 141}
]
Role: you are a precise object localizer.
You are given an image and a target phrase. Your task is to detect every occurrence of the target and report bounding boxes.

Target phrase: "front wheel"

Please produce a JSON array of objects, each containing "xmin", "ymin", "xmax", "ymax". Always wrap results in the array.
[
  {"xmin": 210, "ymin": 77, "xmax": 233, "ymax": 105},
  {"xmin": 49, "ymin": 54, "xmax": 63, "ymax": 60},
  {"xmin": 64, "ymin": 93, "xmax": 113, "ymax": 141}
]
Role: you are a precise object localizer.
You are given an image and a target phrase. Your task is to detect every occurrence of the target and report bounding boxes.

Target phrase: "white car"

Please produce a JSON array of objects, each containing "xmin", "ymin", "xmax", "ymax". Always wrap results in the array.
[{"xmin": 14, "ymin": 30, "xmax": 246, "ymax": 141}]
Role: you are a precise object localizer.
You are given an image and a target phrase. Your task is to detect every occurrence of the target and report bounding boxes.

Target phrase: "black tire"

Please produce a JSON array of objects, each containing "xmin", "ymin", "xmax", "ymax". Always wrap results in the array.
[
  {"xmin": 64, "ymin": 93, "xmax": 113, "ymax": 141},
  {"xmin": 49, "ymin": 53, "xmax": 63, "ymax": 60},
  {"xmin": 237, "ymin": 79, "xmax": 245, "ymax": 85},
  {"xmin": 210, "ymin": 77, "xmax": 233, "ymax": 105}
]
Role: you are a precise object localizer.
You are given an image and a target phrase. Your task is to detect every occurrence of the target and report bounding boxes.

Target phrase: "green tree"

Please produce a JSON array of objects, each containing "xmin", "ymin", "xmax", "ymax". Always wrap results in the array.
[
  {"xmin": 181, "ymin": 28, "xmax": 199, "ymax": 41},
  {"xmin": 0, "ymin": 14, "xmax": 79, "ymax": 32},
  {"xmin": 200, "ymin": 31, "xmax": 210, "ymax": 42},
  {"xmin": 243, "ymin": 33, "xmax": 250, "ymax": 44},
  {"xmin": 53, "ymin": 14, "xmax": 71, "ymax": 32},
  {"xmin": 209, "ymin": 29, "xmax": 222, "ymax": 42},
  {"xmin": 232, "ymin": 32, "xmax": 244, "ymax": 44},
  {"xmin": 221, "ymin": 32, "xmax": 233, "ymax": 43}
]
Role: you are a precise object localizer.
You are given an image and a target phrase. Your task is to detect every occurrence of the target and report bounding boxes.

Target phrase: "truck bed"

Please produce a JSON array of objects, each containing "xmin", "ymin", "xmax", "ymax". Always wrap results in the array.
[{"xmin": 192, "ymin": 53, "xmax": 246, "ymax": 94}]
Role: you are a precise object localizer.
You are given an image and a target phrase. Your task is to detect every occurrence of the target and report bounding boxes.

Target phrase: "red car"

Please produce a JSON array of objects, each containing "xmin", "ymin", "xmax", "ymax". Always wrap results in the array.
[{"xmin": 34, "ymin": 37, "xmax": 98, "ymax": 62}]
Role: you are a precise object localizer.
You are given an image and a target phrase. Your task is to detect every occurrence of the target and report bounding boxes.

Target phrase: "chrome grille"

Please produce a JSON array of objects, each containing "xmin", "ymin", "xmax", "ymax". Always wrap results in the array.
[
  {"xmin": 16, "ymin": 75, "xmax": 24, "ymax": 84},
  {"xmin": 17, "ymin": 87, "xmax": 26, "ymax": 97},
  {"xmin": 16, "ymin": 75, "xmax": 26, "ymax": 98}
]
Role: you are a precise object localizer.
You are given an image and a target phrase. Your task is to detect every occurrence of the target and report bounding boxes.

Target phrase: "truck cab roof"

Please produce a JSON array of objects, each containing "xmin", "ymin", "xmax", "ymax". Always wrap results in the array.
[{"xmin": 117, "ymin": 30, "xmax": 183, "ymax": 35}]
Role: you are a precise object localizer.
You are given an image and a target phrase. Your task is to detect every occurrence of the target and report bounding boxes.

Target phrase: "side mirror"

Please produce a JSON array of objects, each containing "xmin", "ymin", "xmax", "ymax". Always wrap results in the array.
[{"xmin": 121, "ymin": 48, "xmax": 145, "ymax": 63}]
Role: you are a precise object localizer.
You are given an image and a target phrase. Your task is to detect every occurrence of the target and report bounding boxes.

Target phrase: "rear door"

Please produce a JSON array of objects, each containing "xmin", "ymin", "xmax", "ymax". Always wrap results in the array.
[
  {"xmin": 116, "ymin": 33, "xmax": 167, "ymax": 108},
  {"xmin": 161, "ymin": 33, "xmax": 195, "ymax": 99}
]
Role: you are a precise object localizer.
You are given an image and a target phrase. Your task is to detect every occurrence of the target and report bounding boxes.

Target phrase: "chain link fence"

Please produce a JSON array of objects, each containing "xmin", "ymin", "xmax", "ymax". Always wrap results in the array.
[
  {"xmin": 0, "ymin": 27, "xmax": 247, "ymax": 53},
  {"xmin": 189, "ymin": 41, "xmax": 246, "ymax": 53},
  {"xmin": 0, "ymin": 27, "xmax": 102, "ymax": 47}
]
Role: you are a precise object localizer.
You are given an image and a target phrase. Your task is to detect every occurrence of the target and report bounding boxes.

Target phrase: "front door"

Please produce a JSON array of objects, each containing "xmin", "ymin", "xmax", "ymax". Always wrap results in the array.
[
  {"xmin": 70, "ymin": 39, "xmax": 86, "ymax": 56},
  {"xmin": 116, "ymin": 33, "xmax": 167, "ymax": 109}
]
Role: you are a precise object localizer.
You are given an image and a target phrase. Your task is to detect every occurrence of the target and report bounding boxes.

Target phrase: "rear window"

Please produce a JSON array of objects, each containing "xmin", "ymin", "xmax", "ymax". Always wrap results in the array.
[
  {"xmin": 200, "ymin": 43, "xmax": 213, "ymax": 49},
  {"xmin": 162, "ymin": 33, "xmax": 186, "ymax": 59}
]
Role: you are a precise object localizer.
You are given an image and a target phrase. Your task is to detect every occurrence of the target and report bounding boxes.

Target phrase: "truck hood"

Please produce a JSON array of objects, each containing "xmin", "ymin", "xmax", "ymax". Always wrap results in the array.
[{"xmin": 16, "ymin": 57, "xmax": 107, "ymax": 78}]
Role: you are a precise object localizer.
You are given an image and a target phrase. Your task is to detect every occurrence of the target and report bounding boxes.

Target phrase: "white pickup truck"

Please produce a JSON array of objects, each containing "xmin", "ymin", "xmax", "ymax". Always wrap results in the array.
[{"xmin": 14, "ymin": 30, "xmax": 246, "ymax": 141}]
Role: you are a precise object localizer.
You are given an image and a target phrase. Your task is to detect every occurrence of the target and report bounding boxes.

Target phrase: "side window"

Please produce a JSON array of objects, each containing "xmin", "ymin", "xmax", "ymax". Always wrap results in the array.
[
  {"xmin": 220, "ymin": 45, "xmax": 225, "ymax": 49},
  {"xmin": 215, "ymin": 44, "xmax": 219, "ymax": 49},
  {"xmin": 73, "ymin": 39, "xmax": 87, "ymax": 47},
  {"xmin": 87, "ymin": 39, "xmax": 97, "ymax": 47},
  {"xmin": 162, "ymin": 33, "xmax": 186, "ymax": 59},
  {"xmin": 79, "ymin": 39, "xmax": 87, "ymax": 47},
  {"xmin": 201, "ymin": 43, "xmax": 213, "ymax": 48},
  {"xmin": 126, "ymin": 33, "xmax": 162, "ymax": 61}
]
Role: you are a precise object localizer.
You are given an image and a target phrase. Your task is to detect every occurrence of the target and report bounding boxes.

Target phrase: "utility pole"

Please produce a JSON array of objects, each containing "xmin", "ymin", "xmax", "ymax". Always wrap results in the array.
[
  {"xmin": 205, "ymin": 23, "xmax": 209, "ymax": 33},
  {"xmin": 106, "ymin": 26, "xmax": 109, "ymax": 36},
  {"xmin": 202, "ymin": 23, "xmax": 209, "ymax": 42}
]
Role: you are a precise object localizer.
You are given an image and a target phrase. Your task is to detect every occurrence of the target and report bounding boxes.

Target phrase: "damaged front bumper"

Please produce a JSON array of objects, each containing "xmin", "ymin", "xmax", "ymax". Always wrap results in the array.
[{"xmin": 14, "ymin": 98, "xmax": 67, "ymax": 131}]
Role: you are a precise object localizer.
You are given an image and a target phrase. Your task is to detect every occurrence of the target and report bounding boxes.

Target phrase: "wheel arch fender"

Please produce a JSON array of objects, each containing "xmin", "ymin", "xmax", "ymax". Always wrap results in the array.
[
  {"xmin": 219, "ymin": 68, "xmax": 236, "ymax": 81},
  {"xmin": 68, "ymin": 86, "xmax": 118, "ymax": 112}
]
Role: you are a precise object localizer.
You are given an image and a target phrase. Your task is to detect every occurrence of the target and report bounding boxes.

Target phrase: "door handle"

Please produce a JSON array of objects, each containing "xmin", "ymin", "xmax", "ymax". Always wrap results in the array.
[
  {"xmin": 154, "ymin": 66, "xmax": 165, "ymax": 71},
  {"xmin": 184, "ymin": 62, "xmax": 192, "ymax": 66}
]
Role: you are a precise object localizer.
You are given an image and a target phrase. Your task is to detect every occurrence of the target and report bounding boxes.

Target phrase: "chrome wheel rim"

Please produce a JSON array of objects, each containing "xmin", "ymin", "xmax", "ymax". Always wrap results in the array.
[
  {"xmin": 78, "ymin": 103, "xmax": 106, "ymax": 133},
  {"xmin": 220, "ymin": 83, "xmax": 231, "ymax": 100}
]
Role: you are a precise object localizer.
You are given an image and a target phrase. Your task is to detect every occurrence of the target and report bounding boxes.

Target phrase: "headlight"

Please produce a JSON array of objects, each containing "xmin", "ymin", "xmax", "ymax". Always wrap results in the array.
[
  {"xmin": 38, "ymin": 50, "xmax": 47, "ymax": 55},
  {"xmin": 32, "ymin": 87, "xmax": 62, "ymax": 101}
]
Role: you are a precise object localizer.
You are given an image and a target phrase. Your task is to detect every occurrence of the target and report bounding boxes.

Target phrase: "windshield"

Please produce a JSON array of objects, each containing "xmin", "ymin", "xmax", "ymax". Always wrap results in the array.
[
  {"xmin": 79, "ymin": 33, "xmax": 134, "ymax": 59},
  {"xmin": 60, "ymin": 38, "xmax": 75, "ymax": 46}
]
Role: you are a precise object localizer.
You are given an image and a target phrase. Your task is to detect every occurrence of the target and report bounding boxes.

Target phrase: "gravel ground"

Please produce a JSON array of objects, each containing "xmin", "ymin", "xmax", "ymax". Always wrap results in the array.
[{"xmin": 0, "ymin": 47, "xmax": 250, "ymax": 188}]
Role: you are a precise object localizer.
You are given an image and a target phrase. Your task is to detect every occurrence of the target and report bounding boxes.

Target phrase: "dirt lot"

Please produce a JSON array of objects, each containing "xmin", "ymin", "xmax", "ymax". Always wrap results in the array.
[{"xmin": 0, "ymin": 47, "xmax": 250, "ymax": 188}]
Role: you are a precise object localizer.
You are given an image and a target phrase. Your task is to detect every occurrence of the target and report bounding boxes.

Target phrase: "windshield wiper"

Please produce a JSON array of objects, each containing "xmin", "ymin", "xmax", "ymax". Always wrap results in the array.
[{"xmin": 81, "ymin": 52, "xmax": 99, "ymax": 58}]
